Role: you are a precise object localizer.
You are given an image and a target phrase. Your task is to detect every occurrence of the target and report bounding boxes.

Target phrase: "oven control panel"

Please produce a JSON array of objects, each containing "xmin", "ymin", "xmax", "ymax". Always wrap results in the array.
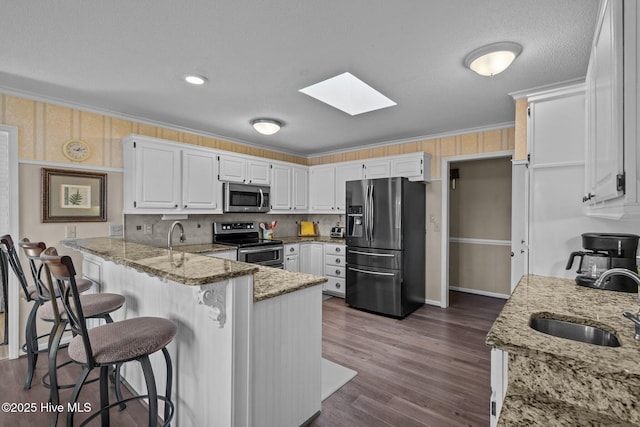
[{"xmin": 214, "ymin": 222, "xmax": 256, "ymax": 233}]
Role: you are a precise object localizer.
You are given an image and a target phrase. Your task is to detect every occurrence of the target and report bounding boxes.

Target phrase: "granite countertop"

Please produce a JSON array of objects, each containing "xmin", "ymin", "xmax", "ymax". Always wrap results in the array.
[
  {"xmin": 278, "ymin": 236, "xmax": 346, "ymax": 244},
  {"xmin": 487, "ymin": 275, "xmax": 640, "ymax": 425},
  {"xmin": 486, "ymin": 275, "xmax": 640, "ymax": 377},
  {"xmin": 62, "ymin": 238, "xmax": 326, "ymax": 301}
]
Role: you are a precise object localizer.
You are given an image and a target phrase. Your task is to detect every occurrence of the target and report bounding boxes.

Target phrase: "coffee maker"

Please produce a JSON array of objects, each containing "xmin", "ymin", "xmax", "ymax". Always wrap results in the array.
[{"xmin": 566, "ymin": 233, "xmax": 640, "ymax": 292}]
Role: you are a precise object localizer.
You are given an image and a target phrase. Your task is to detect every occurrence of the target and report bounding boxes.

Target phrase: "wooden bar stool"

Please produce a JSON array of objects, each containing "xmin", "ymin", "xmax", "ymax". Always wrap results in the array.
[
  {"xmin": 0, "ymin": 235, "xmax": 91, "ymax": 389},
  {"xmin": 22, "ymin": 244, "xmax": 127, "ymax": 409},
  {"xmin": 41, "ymin": 249, "xmax": 177, "ymax": 427}
]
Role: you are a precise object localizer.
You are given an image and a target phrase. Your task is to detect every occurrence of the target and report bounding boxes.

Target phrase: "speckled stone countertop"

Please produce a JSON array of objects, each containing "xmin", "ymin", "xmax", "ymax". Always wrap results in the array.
[
  {"xmin": 278, "ymin": 236, "xmax": 346, "ymax": 245},
  {"xmin": 487, "ymin": 275, "xmax": 640, "ymax": 425},
  {"xmin": 62, "ymin": 238, "xmax": 326, "ymax": 302}
]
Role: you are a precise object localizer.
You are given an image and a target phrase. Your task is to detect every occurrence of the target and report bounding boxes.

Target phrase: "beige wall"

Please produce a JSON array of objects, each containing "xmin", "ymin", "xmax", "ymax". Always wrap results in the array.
[{"xmin": 449, "ymin": 157, "xmax": 512, "ymax": 296}]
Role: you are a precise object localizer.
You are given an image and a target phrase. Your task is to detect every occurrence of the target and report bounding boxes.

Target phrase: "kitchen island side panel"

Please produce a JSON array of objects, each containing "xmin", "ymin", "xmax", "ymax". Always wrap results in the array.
[
  {"xmin": 252, "ymin": 284, "xmax": 322, "ymax": 427},
  {"xmin": 93, "ymin": 254, "xmax": 252, "ymax": 427}
]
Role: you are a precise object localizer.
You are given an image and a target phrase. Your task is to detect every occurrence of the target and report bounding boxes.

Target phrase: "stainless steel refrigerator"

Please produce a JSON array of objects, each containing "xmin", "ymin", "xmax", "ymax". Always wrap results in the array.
[{"xmin": 345, "ymin": 177, "xmax": 426, "ymax": 318}]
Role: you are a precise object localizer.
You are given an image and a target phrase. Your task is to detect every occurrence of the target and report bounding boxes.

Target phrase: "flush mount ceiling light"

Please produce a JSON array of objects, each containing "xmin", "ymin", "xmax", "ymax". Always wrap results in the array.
[
  {"xmin": 464, "ymin": 42, "xmax": 522, "ymax": 77},
  {"xmin": 299, "ymin": 72, "xmax": 397, "ymax": 116},
  {"xmin": 251, "ymin": 118, "xmax": 282, "ymax": 135},
  {"xmin": 183, "ymin": 74, "xmax": 208, "ymax": 85}
]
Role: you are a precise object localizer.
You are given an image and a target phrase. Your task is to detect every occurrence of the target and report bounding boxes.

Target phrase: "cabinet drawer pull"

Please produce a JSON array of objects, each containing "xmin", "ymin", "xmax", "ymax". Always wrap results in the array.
[
  {"xmin": 335, "ymin": 247, "xmax": 341, "ymax": 253},
  {"xmin": 335, "ymin": 269, "xmax": 341, "ymax": 275},
  {"xmin": 335, "ymin": 258, "xmax": 341, "ymax": 264},
  {"xmin": 335, "ymin": 283, "xmax": 341, "ymax": 289}
]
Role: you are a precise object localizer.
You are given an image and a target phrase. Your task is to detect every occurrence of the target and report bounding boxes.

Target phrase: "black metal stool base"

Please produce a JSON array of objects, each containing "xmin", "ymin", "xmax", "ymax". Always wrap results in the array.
[{"xmin": 78, "ymin": 394, "xmax": 175, "ymax": 427}]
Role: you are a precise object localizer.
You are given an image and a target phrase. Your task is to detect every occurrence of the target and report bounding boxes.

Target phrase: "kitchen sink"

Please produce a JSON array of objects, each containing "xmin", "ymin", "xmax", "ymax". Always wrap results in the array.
[{"xmin": 529, "ymin": 316, "xmax": 621, "ymax": 347}]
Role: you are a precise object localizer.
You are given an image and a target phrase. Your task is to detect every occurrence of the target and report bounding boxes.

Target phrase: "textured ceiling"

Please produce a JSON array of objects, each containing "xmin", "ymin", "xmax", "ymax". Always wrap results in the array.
[{"xmin": 0, "ymin": 0, "xmax": 600, "ymax": 156}]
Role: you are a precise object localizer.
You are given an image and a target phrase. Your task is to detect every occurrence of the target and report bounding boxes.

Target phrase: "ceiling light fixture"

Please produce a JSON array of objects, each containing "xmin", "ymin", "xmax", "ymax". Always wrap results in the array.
[
  {"xmin": 183, "ymin": 74, "xmax": 208, "ymax": 85},
  {"xmin": 251, "ymin": 118, "xmax": 282, "ymax": 135},
  {"xmin": 464, "ymin": 42, "xmax": 522, "ymax": 77}
]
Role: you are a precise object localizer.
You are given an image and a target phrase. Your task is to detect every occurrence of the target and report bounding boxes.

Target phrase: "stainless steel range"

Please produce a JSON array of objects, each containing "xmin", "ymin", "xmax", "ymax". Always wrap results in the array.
[{"xmin": 213, "ymin": 222, "xmax": 284, "ymax": 268}]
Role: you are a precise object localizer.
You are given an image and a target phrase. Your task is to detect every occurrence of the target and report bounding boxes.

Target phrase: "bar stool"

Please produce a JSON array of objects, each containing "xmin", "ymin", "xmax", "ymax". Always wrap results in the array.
[
  {"xmin": 0, "ymin": 235, "xmax": 91, "ymax": 389},
  {"xmin": 41, "ymin": 249, "xmax": 177, "ymax": 427},
  {"xmin": 21, "ymin": 244, "xmax": 127, "ymax": 408}
]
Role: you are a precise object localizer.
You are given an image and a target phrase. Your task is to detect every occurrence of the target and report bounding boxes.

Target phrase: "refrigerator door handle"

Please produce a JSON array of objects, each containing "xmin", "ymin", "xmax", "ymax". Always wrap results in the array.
[
  {"xmin": 370, "ymin": 184, "xmax": 374, "ymax": 240},
  {"xmin": 349, "ymin": 250, "xmax": 394, "ymax": 257},
  {"xmin": 365, "ymin": 184, "xmax": 371, "ymax": 242},
  {"xmin": 348, "ymin": 267, "xmax": 395, "ymax": 276}
]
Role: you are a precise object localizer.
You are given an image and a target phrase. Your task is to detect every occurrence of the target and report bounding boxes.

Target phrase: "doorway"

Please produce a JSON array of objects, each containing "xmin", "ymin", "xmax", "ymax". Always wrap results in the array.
[
  {"xmin": 0, "ymin": 125, "xmax": 19, "ymax": 360},
  {"xmin": 440, "ymin": 150, "xmax": 513, "ymax": 308}
]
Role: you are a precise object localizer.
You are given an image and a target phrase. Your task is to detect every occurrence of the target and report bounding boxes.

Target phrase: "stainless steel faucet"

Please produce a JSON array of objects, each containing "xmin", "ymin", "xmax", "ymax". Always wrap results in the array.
[
  {"xmin": 167, "ymin": 221, "xmax": 186, "ymax": 250},
  {"xmin": 593, "ymin": 268, "xmax": 640, "ymax": 290},
  {"xmin": 598, "ymin": 268, "xmax": 640, "ymax": 340}
]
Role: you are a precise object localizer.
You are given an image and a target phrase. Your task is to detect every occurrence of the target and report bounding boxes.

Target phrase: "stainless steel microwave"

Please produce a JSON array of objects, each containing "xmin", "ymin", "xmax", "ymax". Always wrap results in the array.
[{"xmin": 223, "ymin": 182, "xmax": 270, "ymax": 213}]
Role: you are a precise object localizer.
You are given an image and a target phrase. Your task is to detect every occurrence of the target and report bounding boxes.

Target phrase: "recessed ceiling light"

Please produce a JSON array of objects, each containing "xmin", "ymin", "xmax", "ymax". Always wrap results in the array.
[
  {"xmin": 299, "ymin": 72, "xmax": 397, "ymax": 116},
  {"xmin": 464, "ymin": 42, "xmax": 522, "ymax": 77},
  {"xmin": 251, "ymin": 118, "xmax": 282, "ymax": 135},
  {"xmin": 183, "ymin": 74, "xmax": 208, "ymax": 85}
]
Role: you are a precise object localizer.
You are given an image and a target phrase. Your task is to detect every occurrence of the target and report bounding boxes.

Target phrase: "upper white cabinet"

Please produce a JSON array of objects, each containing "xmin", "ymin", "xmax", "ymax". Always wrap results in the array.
[
  {"xmin": 363, "ymin": 159, "xmax": 390, "ymax": 179},
  {"xmin": 335, "ymin": 163, "xmax": 364, "ymax": 212},
  {"xmin": 182, "ymin": 148, "xmax": 219, "ymax": 210},
  {"xmin": 123, "ymin": 135, "xmax": 220, "ymax": 214},
  {"xmin": 308, "ymin": 152, "xmax": 430, "ymax": 213},
  {"xmin": 584, "ymin": 0, "xmax": 640, "ymax": 218},
  {"xmin": 218, "ymin": 153, "xmax": 270, "ymax": 185},
  {"xmin": 309, "ymin": 165, "xmax": 337, "ymax": 212},
  {"xmin": 269, "ymin": 163, "xmax": 308, "ymax": 212}
]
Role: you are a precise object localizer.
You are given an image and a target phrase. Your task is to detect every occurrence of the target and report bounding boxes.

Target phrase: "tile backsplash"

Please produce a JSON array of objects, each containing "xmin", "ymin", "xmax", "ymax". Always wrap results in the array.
[{"xmin": 124, "ymin": 213, "xmax": 344, "ymax": 247}]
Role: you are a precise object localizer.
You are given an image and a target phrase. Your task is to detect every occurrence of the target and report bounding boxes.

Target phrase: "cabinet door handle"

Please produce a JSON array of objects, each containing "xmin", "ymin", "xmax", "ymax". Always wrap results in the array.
[
  {"xmin": 289, "ymin": 247, "xmax": 295, "ymax": 252},
  {"xmin": 582, "ymin": 192, "xmax": 595, "ymax": 203},
  {"xmin": 174, "ymin": 204, "xmax": 178, "ymax": 208},
  {"xmin": 335, "ymin": 248, "xmax": 341, "ymax": 252},
  {"xmin": 184, "ymin": 205, "xmax": 187, "ymax": 208},
  {"xmin": 335, "ymin": 283, "xmax": 341, "ymax": 289}
]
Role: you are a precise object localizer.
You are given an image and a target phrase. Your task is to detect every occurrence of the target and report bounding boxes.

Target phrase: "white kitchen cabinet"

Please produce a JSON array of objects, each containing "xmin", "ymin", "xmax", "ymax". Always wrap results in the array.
[
  {"xmin": 218, "ymin": 153, "xmax": 270, "ymax": 185},
  {"xmin": 391, "ymin": 153, "xmax": 430, "ymax": 181},
  {"xmin": 584, "ymin": 0, "xmax": 640, "ymax": 218},
  {"xmin": 292, "ymin": 166, "xmax": 309, "ymax": 211},
  {"xmin": 300, "ymin": 243, "xmax": 324, "ymax": 276},
  {"xmin": 128, "ymin": 138, "xmax": 181, "ymax": 210},
  {"xmin": 489, "ymin": 348, "xmax": 509, "ymax": 427},
  {"xmin": 363, "ymin": 159, "xmax": 390, "ymax": 179},
  {"xmin": 323, "ymin": 243, "xmax": 346, "ymax": 298},
  {"xmin": 270, "ymin": 163, "xmax": 308, "ymax": 213},
  {"xmin": 123, "ymin": 135, "xmax": 221, "ymax": 214},
  {"xmin": 284, "ymin": 243, "xmax": 300, "ymax": 272},
  {"xmin": 309, "ymin": 165, "xmax": 337, "ymax": 212},
  {"xmin": 335, "ymin": 162, "xmax": 363, "ymax": 212},
  {"xmin": 270, "ymin": 163, "xmax": 292, "ymax": 211},
  {"xmin": 182, "ymin": 148, "xmax": 219, "ymax": 210}
]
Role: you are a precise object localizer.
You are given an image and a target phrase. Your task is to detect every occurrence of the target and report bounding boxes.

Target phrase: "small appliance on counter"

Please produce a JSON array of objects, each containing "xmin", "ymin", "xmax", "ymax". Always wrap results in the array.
[
  {"xmin": 330, "ymin": 226, "xmax": 345, "ymax": 238},
  {"xmin": 566, "ymin": 232, "xmax": 640, "ymax": 292}
]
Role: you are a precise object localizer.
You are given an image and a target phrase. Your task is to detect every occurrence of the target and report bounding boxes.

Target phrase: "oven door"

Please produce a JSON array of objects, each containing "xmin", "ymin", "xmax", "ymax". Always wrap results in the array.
[
  {"xmin": 224, "ymin": 183, "xmax": 270, "ymax": 213},
  {"xmin": 238, "ymin": 245, "xmax": 284, "ymax": 268}
]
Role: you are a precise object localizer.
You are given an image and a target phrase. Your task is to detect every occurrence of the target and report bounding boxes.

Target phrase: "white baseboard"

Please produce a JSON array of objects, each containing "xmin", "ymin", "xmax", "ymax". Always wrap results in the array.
[
  {"xmin": 424, "ymin": 299, "xmax": 442, "ymax": 307},
  {"xmin": 449, "ymin": 286, "xmax": 510, "ymax": 300}
]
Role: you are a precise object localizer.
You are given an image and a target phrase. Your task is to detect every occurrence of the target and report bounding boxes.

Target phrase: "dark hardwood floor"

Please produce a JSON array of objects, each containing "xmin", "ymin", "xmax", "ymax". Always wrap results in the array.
[
  {"xmin": 310, "ymin": 291, "xmax": 506, "ymax": 427},
  {"xmin": 0, "ymin": 291, "xmax": 504, "ymax": 427}
]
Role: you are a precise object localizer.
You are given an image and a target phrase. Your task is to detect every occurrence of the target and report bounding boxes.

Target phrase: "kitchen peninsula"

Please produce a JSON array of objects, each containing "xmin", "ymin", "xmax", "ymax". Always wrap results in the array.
[
  {"xmin": 486, "ymin": 275, "xmax": 640, "ymax": 425},
  {"xmin": 63, "ymin": 237, "xmax": 327, "ymax": 427}
]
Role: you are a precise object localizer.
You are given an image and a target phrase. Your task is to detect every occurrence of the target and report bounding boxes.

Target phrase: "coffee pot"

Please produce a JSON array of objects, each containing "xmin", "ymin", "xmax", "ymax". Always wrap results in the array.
[{"xmin": 566, "ymin": 233, "xmax": 639, "ymax": 292}]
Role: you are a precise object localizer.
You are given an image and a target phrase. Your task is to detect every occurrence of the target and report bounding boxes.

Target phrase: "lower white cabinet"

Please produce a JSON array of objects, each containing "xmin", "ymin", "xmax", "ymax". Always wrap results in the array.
[
  {"xmin": 284, "ymin": 244, "xmax": 300, "ymax": 272},
  {"xmin": 490, "ymin": 348, "xmax": 509, "ymax": 427},
  {"xmin": 300, "ymin": 243, "xmax": 324, "ymax": 276},
  {"xmin": 323, "ymin": 243, "xmax": 345, "ymax": 298}
]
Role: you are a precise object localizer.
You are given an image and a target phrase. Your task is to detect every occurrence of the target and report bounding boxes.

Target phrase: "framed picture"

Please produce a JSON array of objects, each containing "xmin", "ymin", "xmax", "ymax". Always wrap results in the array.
[{"xmin": 42, "ymin": 168, "xmax": 107, "ymax": 222}]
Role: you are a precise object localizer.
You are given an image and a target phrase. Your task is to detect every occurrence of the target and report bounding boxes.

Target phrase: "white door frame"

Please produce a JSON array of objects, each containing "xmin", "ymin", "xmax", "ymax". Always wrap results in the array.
[
  {"xmin": 0, "ymin": 124, "xmax": 19, "ymax": 358},
  {"xmin": 440, "ymin": 150, "xmax": 514, "ymax": 308}
]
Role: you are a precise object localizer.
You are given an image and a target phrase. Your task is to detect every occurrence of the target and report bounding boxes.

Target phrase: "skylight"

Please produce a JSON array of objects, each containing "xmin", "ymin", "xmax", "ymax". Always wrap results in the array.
[{"xmin": 299, "ymin": 72, "xmax": 397, "ymax": 116}]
